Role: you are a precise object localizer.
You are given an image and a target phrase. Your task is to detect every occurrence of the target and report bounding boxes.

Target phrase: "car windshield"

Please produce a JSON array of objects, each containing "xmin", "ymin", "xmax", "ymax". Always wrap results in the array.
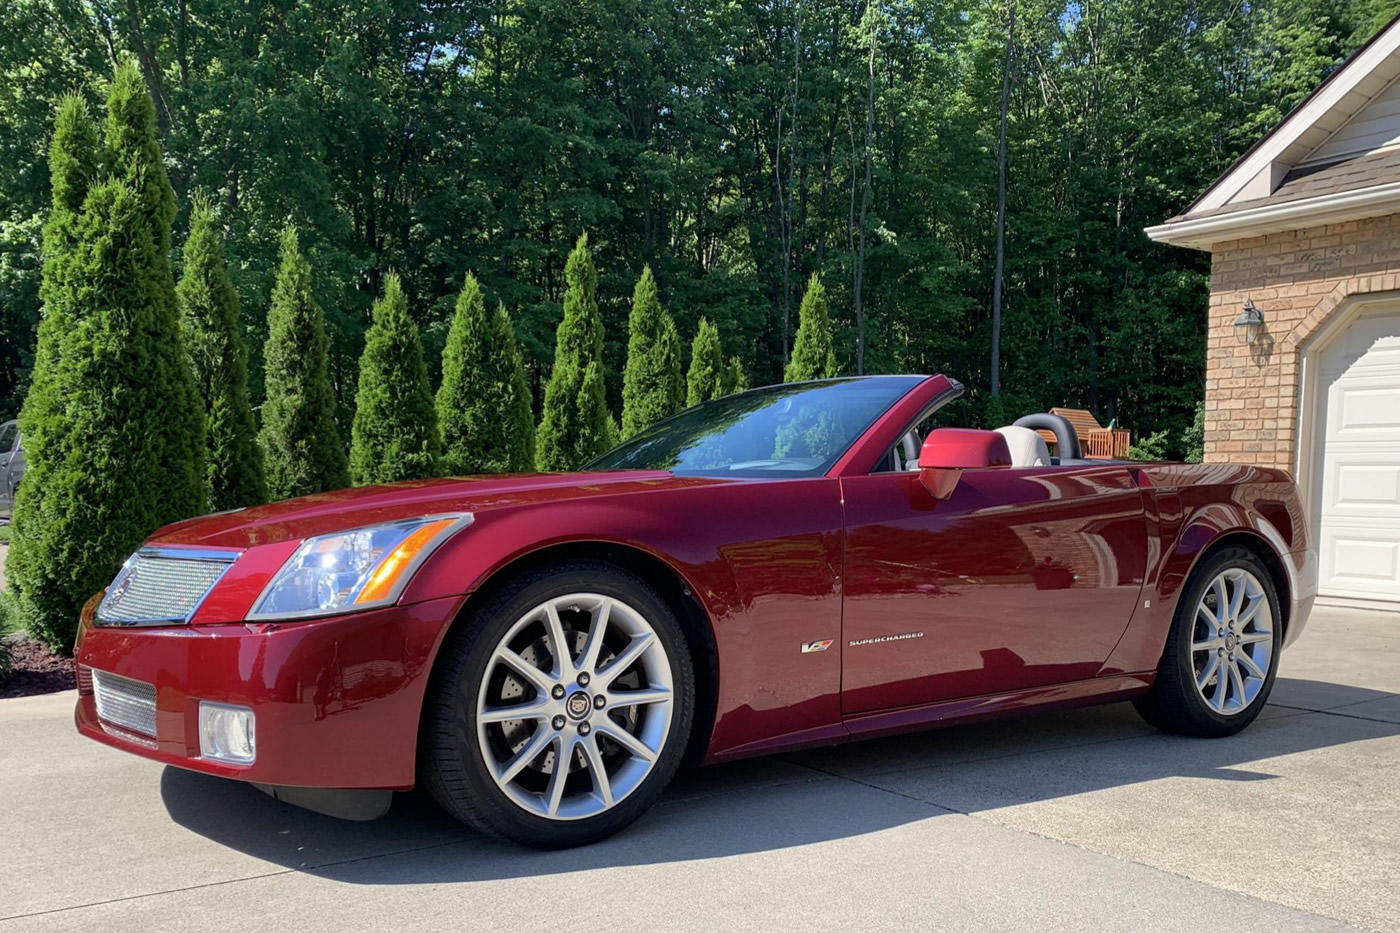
[{"xmin": 589, "ymin": 376, "xmax": 923, "ymax": 477}]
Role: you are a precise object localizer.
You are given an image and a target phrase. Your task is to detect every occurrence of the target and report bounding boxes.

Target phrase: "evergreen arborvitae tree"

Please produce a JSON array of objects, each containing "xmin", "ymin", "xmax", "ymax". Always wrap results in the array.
[
  {"xmin": 350, "ymin": 273, "xmax": 441, "ymax": 484},
  {"xmin": 621, "ymin": 265, "xmax": 684, "ymax": 437},
  {"xmin": 785, "ymin": 273, "xmax": 839, "ymax": 382},
  {"xmin": 437, "ymin": 275, "xmax": 535, "ymax": 473},
  {"xmin": 536, "ymin": 233, "xmax": 614, "ymax": 469},
  {"xmin": 177, "ymin": 198, "xmax": 266, "ymax": 509},
  {"xmin": 722, "ymin": 356, "xmax": 749, "ymax": 395},
  {"xmin": 260, "ymin": 227, "xmax": 350, "ymax": 498},
  {"xmin": 9, "ymin": 177, "xmax": 186, "ymax": 651},
  {"xmin": 686, "ymin": 317, "xmax": 724, "ymax": 406},
  {"xmin": 104, "ymin": 62, "xmax": 207, "ymax": 520}
]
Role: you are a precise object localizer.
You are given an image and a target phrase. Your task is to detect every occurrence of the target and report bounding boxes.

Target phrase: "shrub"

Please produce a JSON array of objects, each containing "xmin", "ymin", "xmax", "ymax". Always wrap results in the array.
[
  {"xmin": 438, "ymin": 275, "xmax": 535, "ymax": 473},
  {"xmin": 350, "ymin": 273, "xmax": 441, "ymax": 484},
  {"xmin": 178, "ymin": 198, "xmax": 267, "ymax": 509},
  {"xmin": 9, "ymin": 178, "xmax": 190, "ymax": 651},
  {"xmin": 785, "ymin": 273, "xmax": 838, "ymax": 382},
  {"xmin": 621, "ymin": 266, "xmax": 684, "ymax": 436},
  {"xmin": 1182, "ymin": 400, "xmax": 1205, "ymax": 463},
  {"xmin": 8, "ymin": 72, "xmax": 206, "ymax": 653},
  {"xmin": 686, "ymin": 317, "xmax": 724, "ymax": 406},
  {"xmin": 536, "ymin": 234, "xmax": 614, "ymax": 470},
  {"xmin": 1128, "ymin": 429, "xmax": 1171, "ymax": 461},
  {"xmin": 722, "ymin": 356, "xmax": 749, "ymax": 396},
  {"xmin": 260, "ymin": 227, "xmax": 350, "ymax": 499}
]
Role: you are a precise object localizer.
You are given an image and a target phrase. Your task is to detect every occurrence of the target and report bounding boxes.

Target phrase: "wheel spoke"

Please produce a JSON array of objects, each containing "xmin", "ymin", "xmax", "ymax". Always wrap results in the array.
[
  {"xmin": 1237, "ymin": 594, "xmax": 1264, "ymax": 628},
  {"xmin": 1191, "ymin": 636, "xmax": 1222, "ymax": 653},
  {"xmin": 580, "ymin": 734, "xmax": 614, "ymax": 808},
  {"xmin": 597, "ymin": 631, "xmax": 655, "ymax": 685},
  {"xmin": 579, "ymin": 598, "xmax": 612, "ymax": 676},
  {"xmin": 1211, "ymin": 575, "xmax": 1230, "ymax": 620},
  {"xmin": 1197, "ymin": 602, "xmax": 1219, "ymax": 630},
  {"xmin": 1196, "ymin": 653, "xmax": 1221, "ymax": 691},
  {"xmin": 598, "ymin": 721, "xmax": 657, "ymax": 763},
  {"xmin": 606, "ymin": 686, "xmax": 671, "ymax": 709},
  {"xmin": 479, "ymin": 697, "xmax": 549, "ymax": 724},
  {"xmin": 544, "ymin": 735, "xmax": 574, "ymax": 817},
  {"xmin": 495, "ymin": 726, "xmax": 552, "ymax": 785},
  {"xmin": 1237, "ymin": 649, "xmax": 1266, "ymax": 680},
  {"xmin": 1226, "ymin": 572, "xmax": 1247, "ymax": 622},
  {"xmin": 495, "ymin": 647, "xmax": 554, "ymax": 694},
  {"xmin": 1228, "ymin": 661, "xmax": 1247, "ymax": 707},
  {"xmin": 1238, "ymin": 630, "xmax": 1271, "ymax": 645},
  {"xmin": 1215, "ymin": 666, "xmax": 1230, "ymax": 711},
  {"xmin": 543, "ymin": 603, "xmax": 572, "ymax": 677}
]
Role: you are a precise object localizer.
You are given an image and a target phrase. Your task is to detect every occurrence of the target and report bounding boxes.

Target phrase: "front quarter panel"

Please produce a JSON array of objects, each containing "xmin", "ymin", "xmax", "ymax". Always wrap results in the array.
[{"xmin": 400, "ymin": 477, "xmax": 848, "ymax": 761}]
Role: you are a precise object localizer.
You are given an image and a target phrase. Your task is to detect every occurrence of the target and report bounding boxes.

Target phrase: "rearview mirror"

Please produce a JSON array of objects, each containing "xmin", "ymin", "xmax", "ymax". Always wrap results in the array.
[{"xmin": 917, "ymin": 428, "xmax": 1011, "ymax": 498}]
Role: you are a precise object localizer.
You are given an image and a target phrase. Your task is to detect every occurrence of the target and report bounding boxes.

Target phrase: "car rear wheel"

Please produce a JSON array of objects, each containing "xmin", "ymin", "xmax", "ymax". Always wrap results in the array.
[
  {"xmin": 1133, "ymin": 546, "xmax": 1281, "ymax": 737},
  {"xmin": 422, "ymin": 561, "xmax": 694, "ymax": 848}
]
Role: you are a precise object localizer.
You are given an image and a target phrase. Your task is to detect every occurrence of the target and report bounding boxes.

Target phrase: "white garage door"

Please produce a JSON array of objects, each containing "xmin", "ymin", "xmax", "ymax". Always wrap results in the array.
[{"xmin": 1316, "ymin": 305, "xmax": 1400, "ymax": 604}]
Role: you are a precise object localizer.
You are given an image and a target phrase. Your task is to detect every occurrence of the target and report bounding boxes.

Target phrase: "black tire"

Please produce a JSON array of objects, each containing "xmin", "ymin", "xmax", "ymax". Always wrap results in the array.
[
  {"xmin": 422, "ymin": 560, "xmax": 695, "ymax": 849},
  {"xmin": 1133, "ymin": 546, "xmax": 1282, "ymax": 737}
]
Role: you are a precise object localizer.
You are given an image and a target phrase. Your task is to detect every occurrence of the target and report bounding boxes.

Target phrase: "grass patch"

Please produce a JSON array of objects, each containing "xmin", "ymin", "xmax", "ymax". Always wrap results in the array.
[{"xmin": 0, "ymin": 522, "xmax": 10, "ymax": 543}]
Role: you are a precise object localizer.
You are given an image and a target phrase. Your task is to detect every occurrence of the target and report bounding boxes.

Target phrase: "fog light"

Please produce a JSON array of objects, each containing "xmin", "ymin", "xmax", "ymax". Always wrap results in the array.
[{"xmin": 198, "ymin": 702, "xmax": 256, "ymax": 764}]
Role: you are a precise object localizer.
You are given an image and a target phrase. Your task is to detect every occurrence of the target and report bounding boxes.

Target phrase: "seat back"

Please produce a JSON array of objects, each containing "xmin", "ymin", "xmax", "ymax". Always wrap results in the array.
[{"xmin": 995, "ymin": 426, "xmax": 1051, "ymax": 467}]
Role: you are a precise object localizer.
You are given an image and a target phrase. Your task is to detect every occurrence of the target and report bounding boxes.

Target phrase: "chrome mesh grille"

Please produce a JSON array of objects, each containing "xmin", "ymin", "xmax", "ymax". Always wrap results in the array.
[
  {"xmin": 97, "ymin": 552, "xmax": 233, "ymax": 625},
  {"xmin": 91, "ymin": 670, "xmax": 157, "ymax": 738}
]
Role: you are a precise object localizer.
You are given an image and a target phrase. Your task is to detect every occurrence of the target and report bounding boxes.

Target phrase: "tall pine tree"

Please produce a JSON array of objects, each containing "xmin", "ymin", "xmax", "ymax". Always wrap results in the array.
[
  {"xmin": 437, "ymin": 274, "xmax": 534, "ymax": 473},
  {"xmin": 260, "ymin": 227, "xmax": 350, "ymax": 498},
  {"xmin": 9, "ymin": 177, "xmax": 186, "ymax": 650},
  {"xmin": 177, "ymin": 198, "xmax": 266, "ymax": 509},
  {"xmin": 104, "ymin": 60, "xmax": 206, "ymax": 522},
  {"xmin": 785, "ymin": 274, "xmax": 838, "ymax": 382},
  {"xmin": 621, "ymin": 266, "xmax": 684, "ymax": 437},
  {"xmin": 536, "ymin": 234, "xmax": 614, "ymax": 469},
  {"xmin": 687, "ymin": 317, "xmax": 724, "ymax": 406},
  {"xmin": 350, "ymin": 273, "xmax": 441, "ymax": 484}
]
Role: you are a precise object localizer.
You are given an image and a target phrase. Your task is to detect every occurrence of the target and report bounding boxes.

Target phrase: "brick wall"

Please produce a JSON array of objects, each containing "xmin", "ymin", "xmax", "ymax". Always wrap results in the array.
[{"xmin": 1205, "ymin": 211, "xmax": 1400, "ymax": 471}]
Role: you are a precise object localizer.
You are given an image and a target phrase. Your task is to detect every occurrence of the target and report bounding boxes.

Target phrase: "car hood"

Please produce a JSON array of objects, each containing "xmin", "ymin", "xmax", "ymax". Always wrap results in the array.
[{"xmin": 149, "ymin": 470, "xmax": 723, "ymax": 551}]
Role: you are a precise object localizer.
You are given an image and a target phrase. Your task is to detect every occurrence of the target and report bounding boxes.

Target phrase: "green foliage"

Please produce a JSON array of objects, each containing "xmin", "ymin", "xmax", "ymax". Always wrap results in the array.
[
  {"xmin": 8, "ymin": 177, "xmax": 193, "ymax": 652},
  {"xmin": 1129, "ymin": 429, "xmax": 1171, "ymax": 461},
  {"xmin": 622, "ymin": 266, "xmax": 684, "ymax": 437},
  {"xmin": 260, "ymin": 228, "xmax": 350, "ymax": 499},
  {"xmin": 178, "ymin": 199, "xmax": 266, "ymax": 509},
  {"xmin": 1182, "ymin": 401, "xmax": 1205, "ymax": 463},
  {"xmin": 722, "ymin": 356, "xmax": 749, "ymax": 396},
  {"xmin": 7, "ymin": 73, "xmax": 206, "ymax": 653},
  {"xmin": 101, "ymin": 59, "xmax": 207, "ymax": 524},
  {"xmin": 438, "ymin": 275, "xmax": 535, "ymax": 474},
  {"xmin": 5, "ymin": 0, "xmax": 1389, "ymax": 440},
  {"xmin": 687, "ymin": 318, "xmax": 724, "ymax": 406},
  {"xmin": 350, "ymin": 273, "xmax": 441, "ymax": 484},
  {"xmin": 537, "ymin": 234, "xmax": 614, "ymax": 470},
  {"xmin": 786, "ymin": 274, "xmax": 838, "ymax": 382}
]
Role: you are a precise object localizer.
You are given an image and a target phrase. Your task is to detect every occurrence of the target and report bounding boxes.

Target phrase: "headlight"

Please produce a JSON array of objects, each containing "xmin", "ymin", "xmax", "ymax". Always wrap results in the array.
[{"xmin": 248, "ymin": 514, "xmax": 471, "ymax": 621}]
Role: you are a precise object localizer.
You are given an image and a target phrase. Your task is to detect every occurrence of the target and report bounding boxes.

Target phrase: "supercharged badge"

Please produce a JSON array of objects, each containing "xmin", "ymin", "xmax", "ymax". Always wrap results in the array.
[{"xmin": 848, "ymin": 631, "xmax": 925, "ymax": 647}]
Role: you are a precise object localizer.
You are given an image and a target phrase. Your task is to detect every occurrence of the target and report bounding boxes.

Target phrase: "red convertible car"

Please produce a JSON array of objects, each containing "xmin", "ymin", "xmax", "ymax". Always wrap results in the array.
[{"xmin": 73, "ymin": 374, "xmax": 1316, "ymax": 848}]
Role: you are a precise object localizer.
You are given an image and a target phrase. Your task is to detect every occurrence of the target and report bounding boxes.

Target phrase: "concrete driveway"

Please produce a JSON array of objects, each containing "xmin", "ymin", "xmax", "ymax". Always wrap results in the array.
[{"xmin": 2, "ymin": 606, "xmax": 1396, "ymax": 933}]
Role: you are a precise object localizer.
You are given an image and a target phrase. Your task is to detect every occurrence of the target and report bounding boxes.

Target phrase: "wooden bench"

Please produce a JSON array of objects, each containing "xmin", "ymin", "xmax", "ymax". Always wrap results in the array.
[{"xmin": 1035, "ymin": 407, "xmax": 1131, "ymax": 459}]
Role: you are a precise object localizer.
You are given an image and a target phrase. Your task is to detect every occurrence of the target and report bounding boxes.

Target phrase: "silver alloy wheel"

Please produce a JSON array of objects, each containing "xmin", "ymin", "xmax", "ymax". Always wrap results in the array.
[
  {"xmin": 475, "ymin": 593, "xmax": 674, "ymax": 820},
  {"xmin": 1191, "ymin": 568, "xmax": 1274, "ymax": 715}
]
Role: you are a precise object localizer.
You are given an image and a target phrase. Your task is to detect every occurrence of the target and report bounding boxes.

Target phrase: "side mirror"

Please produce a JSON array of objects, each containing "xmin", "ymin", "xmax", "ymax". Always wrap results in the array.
[{"xmin": 917, "ymin": 428, "xmax": 1012, "ymax": 498}]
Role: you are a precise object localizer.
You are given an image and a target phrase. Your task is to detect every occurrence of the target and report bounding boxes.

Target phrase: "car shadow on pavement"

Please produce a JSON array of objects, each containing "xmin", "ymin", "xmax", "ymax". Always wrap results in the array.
[{"xmin": 160, "ymin": 677, "xmax": 1400, "ymax": 884}]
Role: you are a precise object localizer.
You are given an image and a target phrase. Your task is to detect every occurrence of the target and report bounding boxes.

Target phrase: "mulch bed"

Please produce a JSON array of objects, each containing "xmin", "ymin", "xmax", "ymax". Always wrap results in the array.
[{"xmin": 2, "ymin": 637, "xmax": 76, "ymax": 699}]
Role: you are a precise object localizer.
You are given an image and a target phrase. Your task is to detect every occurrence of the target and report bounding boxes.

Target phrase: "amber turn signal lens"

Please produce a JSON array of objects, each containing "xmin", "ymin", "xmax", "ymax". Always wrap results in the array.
[{"xmin": 353, "ymin": 517, "xmax": 459, "ymax": 605}]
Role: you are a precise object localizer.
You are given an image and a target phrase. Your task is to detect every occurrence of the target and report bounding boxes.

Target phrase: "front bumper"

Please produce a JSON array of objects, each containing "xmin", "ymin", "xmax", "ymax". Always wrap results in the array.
[{"xmin": 74, "ymin": 593, "xmax": 463, "ymax": 789}]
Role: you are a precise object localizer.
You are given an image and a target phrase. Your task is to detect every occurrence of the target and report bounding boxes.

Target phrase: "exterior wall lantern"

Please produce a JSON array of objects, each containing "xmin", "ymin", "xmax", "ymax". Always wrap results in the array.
[{"xmin": 1234, "ymin": 299, "xmax": 1265, "ymax": 345}]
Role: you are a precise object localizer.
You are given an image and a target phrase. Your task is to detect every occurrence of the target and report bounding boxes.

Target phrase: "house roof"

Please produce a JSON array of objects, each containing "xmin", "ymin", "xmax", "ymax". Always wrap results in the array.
[{"xmin": 1147, "ymin": 12, "xmax": 1400, "ymax": 250}]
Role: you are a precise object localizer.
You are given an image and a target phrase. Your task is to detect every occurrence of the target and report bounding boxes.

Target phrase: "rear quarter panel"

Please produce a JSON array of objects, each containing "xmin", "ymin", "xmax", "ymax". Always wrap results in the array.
[{"xmin": 1101, "ymin": 463, "xmax": 1312, "ymax": 675}]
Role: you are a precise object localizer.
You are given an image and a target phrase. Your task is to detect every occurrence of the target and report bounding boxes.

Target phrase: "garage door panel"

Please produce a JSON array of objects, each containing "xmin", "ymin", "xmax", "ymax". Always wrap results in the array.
[{"xmin": 1317, "ymin": 306, "xmax": 1400, "ymax": 604}]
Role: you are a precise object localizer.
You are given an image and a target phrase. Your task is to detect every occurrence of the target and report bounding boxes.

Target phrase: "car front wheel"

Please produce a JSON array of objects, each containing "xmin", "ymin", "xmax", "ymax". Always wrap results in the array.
[{"xmin": 422, "ymin": 561, "xmax": 694, "ymax": 848}]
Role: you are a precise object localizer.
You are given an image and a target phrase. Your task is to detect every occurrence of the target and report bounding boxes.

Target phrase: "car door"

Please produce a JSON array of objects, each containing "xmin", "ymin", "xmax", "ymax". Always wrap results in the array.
[
  {"xmin": 839, "ymin": 461, "xmax": 1148, "ymax": 715},
  {"xmin": 0, "ymin": 421, "xmax": 16, "ymax": 516}
]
